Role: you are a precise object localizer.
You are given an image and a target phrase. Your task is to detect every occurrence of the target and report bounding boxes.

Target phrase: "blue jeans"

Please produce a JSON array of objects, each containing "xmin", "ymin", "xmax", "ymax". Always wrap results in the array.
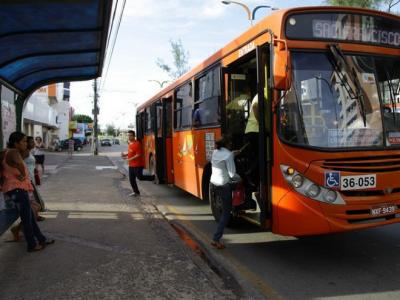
[
  {"xmin": 128, "ymin": 167, "xmax": 154, "ymax": 194},
  {"xmin": 212, "ymin": 183, "xmax": 232, "ymax": 242},
  {"xmin": 7, "ymin": 189, "xmax": 45, "ymax": 251}
]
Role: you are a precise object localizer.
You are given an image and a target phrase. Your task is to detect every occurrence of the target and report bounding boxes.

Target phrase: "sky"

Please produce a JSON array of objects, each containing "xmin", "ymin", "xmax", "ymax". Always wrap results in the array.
[{"xmin": 70, "ymin": 0, "xmax": 324, "ymax": 129}]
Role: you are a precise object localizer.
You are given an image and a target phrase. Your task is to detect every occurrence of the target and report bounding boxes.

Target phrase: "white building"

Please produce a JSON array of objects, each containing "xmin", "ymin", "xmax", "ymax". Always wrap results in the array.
[{"xmin": 23, "ymin": 82, "xmax": 70, "ymax": 148}]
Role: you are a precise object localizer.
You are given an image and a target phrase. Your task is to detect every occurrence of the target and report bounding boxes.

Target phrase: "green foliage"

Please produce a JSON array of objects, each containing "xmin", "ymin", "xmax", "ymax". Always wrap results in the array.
[
  {"xmin": 326, "ymin": 0, "xmax": 382, "ymax": 8},
  {"xmin": 106, "ymin": 124, "xmax": 116, "ymax": 137},
  {"xmin": 156, "ymin": 39, "xmax": 190, "ymax": 80},
  {"xmin": 71, "ymin": 114, "xmax": 93, "ymax": 123}
]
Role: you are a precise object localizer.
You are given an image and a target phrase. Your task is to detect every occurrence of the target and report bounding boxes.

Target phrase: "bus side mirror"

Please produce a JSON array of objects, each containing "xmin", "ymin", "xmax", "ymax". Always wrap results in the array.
[{"xmin": 273, "ymin": 39, "xmax": 291, "ymax": 91}]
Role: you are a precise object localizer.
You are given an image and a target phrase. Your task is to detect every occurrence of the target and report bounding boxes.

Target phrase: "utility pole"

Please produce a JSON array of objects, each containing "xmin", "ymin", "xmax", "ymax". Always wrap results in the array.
[{"xmin": 93, "ymin": 79, "xmax": 99, "ymax": 155}]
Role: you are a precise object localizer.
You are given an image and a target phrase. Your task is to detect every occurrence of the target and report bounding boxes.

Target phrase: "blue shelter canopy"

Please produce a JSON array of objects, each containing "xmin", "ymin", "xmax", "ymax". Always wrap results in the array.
[{"xmin": 0, "ymin": 0, "xmax": 113, "ymax": 96}]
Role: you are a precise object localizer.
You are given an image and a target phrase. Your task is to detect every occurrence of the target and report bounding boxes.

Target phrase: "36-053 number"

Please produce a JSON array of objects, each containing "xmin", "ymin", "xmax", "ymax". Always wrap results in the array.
[{"xmin": 341, "ymin": 174, "xmax": 376, "ymax": 190}]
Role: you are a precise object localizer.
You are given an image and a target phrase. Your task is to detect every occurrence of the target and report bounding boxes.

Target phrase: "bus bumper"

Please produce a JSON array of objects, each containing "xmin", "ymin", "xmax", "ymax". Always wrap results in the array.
[{"xmin": 275, "ymin": 191, "xmax": 400, "ymax": 236}]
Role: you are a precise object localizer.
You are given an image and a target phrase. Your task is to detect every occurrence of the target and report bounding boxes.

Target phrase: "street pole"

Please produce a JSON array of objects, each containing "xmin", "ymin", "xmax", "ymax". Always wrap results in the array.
[
  {"xmin": 93, "ymin": 79, "xmax": 99, "ymax": 155},
  {"xmin": 221, "ymin": 1, "xmax": 279, "ymax": 26}
]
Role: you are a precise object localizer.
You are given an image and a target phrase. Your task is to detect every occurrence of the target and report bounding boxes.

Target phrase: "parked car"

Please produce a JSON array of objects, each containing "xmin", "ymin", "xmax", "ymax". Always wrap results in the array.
[
  {"xmin": 112, "ymin": 138, "xmax": 120, "ymax": 145},
  {"xmin": 101, "ymin": 138, "xmax": 112, "ymax": 146},
  {"xmin": 59, "ymin": 138, "xmax": 83, "ymax": 151}
]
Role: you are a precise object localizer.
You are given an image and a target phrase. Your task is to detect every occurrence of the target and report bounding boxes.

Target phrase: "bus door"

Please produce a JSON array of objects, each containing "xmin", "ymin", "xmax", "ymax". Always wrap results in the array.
[
  {"xmin": 153, "ymin": 100, "xmax": 165, "ymax": 183},
  {"xmin": 163, "ymin": 97, "xmax": 174, "ymax": 183},
  {"xmin": 256, "ymin": 45, "xmax": 272, "ymax": 229},
  {"xmin": 222, "ymin": 68, "xmax": 253, "ymax": 150},
  {"xmin": 155, "ymin": 97, "xmax": 173, "ymax": 184},
  {"xmin": 221, "ymin": 51, "xmax": 271, "ymax": 227}
]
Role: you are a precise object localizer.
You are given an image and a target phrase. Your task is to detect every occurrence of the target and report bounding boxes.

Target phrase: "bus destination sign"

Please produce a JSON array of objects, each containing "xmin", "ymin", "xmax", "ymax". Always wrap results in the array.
[{"xmin": 285, "ymin": 13, "xmax": 400, "ymax": 48}]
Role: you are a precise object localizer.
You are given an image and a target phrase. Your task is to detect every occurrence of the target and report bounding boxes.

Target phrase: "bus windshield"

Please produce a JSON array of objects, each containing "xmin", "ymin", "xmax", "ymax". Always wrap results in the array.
[{"xmin": 279, "ymin": 51, "xmax": 400, "ymax": 149}]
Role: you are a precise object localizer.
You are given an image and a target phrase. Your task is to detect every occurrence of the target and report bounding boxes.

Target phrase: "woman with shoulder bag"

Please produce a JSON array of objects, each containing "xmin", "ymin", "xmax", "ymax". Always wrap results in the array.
[{"xmin": 210, "ymin": 136, "xmax": 240, "ymax": 249}]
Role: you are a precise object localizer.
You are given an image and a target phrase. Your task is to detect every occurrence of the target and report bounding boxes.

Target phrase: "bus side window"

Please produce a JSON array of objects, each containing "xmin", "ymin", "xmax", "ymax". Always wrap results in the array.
[
  {"xmin": 174, "ymin": 82, "xmax": 193, "ymax": 130},
  {"xmin": 145, "ymin": 107, "xmax": 152, "ymax": 134},
  {"xmin": 193, "ymin": 66, "xmax": 221, "ymax": 128}
]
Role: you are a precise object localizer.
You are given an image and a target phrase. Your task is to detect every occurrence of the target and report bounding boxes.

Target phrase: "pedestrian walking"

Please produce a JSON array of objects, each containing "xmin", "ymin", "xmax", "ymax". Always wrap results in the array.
[
  {"xmin": 2, "ymin": 132, "xmax": 54, "ymax": 252},
  {"xmin": 68, "ymin": 138, "xmax": 74, "ymax": 157},
  {"xmin": 32, "ymin": 136, "xmax": 45, "ymax": 178},
  {"xmin": 210, "ymin": 136, "xmax": 240, "ymax": 249},
  {"xmin": 121, "ymin": 130, "xmax": 154, "ymax": 196}
]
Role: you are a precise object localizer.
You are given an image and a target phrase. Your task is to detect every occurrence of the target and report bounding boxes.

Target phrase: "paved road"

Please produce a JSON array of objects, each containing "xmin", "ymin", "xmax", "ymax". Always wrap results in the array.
[{"xmin": 104, "ymin": 144, "xmax": 400, "ymax": 300}]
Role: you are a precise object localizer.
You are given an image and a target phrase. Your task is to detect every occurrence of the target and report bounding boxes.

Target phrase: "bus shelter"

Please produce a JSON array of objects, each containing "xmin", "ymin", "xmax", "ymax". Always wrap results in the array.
[
  {"xmin": 0, "ymin": 0, "xmax": 113, "ymax": 147},
  {"xmin": 0, "ymin": 0, "xmax": 114, "ymax": 233}
]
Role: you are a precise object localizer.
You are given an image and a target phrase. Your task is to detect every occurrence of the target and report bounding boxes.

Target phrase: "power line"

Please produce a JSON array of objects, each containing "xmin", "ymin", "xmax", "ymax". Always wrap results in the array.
[
  {"xmin": 98, "ymin": 0, "xmax": 119, "ymax": 89},
  {"xmin": 100, "ymin": 0, "xmax": 126, "ymax": 91},
  {"xmin": 104, "ymin": 0, "xmax": 119, "ymax": 56}
]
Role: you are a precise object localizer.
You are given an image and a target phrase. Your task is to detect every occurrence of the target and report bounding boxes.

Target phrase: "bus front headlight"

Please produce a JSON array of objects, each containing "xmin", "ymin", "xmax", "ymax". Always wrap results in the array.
[
  {"xmin": 280, "ymin": 165, "xmax": 345, "ymax": 205},
  {"xmin": 324, "ymin": 190, "xmax": 337, "ymax": 203},
  {"xmin": 292, "ymin": 174, "xmax": 304, "ymax": 188},
  {"xmin": 306, "ymin": 184, "xmax": 321, "ymax": 198}
]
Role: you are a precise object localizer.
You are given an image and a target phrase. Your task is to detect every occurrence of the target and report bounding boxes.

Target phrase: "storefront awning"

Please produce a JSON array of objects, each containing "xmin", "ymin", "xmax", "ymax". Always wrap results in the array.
[{"xmin": 0, "ymin": 0, "xmax": 113, "ymax": 96}]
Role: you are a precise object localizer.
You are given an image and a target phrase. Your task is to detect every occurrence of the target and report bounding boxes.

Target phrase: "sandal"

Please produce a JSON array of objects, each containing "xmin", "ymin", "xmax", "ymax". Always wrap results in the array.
[
  {"xmin": 10, "ymin": 226, "xmax": 21, "ymax": 242},
  {"xmin": 27, "ymin": 244, "xmax": 45, "ymax": 252},
  {"xmin": 40, "ymin": 238, "xmax": 55, "ymax": 246},
  {"xmin": 211, "ymin": 241, "xmax": 225, "ymax": 249}
]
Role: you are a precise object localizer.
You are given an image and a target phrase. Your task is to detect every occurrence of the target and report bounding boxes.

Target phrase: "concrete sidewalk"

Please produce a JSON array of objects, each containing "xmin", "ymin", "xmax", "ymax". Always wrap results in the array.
[{"xmin": 0, "ymin": 154, "xmax": 238, "ymax": 299}]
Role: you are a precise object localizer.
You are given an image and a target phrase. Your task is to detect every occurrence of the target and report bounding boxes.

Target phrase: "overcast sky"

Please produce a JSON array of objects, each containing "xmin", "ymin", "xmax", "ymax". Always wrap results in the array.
[{"xmin": 70, "ymin": 0, "xmax": 323, "ymax": 129}]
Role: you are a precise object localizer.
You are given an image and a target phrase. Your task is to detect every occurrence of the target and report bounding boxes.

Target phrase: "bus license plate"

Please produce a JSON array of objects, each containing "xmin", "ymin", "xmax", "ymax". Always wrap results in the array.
[
  {"xmin": 371, "ymin": 204, "xmax": 397, "ymax": 216},
  {"xmin": 341, "ymin": 174, "xmax": 376, "ymax": 190}
]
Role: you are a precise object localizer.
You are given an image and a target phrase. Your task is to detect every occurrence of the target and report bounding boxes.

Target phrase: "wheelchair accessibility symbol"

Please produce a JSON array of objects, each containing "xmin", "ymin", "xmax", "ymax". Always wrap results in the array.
[{"xmin": 325, "ymin": 172, "xmax": 340, "ymax": 188}]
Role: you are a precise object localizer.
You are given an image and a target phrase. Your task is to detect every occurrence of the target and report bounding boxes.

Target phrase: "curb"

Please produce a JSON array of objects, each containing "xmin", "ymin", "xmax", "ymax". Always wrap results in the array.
[{"xmin": 157, "ymin": 206, "xmax": 269, "ymax": 300}]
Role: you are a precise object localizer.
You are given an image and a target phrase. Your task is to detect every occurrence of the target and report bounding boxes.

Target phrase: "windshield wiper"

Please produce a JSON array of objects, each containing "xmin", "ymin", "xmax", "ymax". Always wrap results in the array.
[
  {"xmin": 291, "ymin": 76, "xmax": 308, "ymax": 145},
  {"xmin": 329, "ymin": 44, "xmax": 367, "ymax": 126},
  {"xmin": 384, "ymin": 68, "xmax": 398, "ymax": 125}
]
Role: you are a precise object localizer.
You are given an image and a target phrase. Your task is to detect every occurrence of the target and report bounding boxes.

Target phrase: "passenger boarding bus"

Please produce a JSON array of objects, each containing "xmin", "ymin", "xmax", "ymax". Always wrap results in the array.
[{"xmin": 136, "ymin": 6, "xmax": 400, "ymax": 236}]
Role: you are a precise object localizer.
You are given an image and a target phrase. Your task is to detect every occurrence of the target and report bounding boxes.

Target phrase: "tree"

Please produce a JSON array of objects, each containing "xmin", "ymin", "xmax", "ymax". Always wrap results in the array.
[
  {"xmin": 72, "ymin": 114, "xmax": 93, "ymax": 123},
  {"xmin": 383, "ymin": 0, "xmax": 400, "ymax": 11},
  {"xmin": 326, "ymin": 0, "xmax": 382, "ymax": 8},
  {"xmin": 106, "ymin": 124, "xmax": 116, "ymax": 137},
  {"xmin": 156, "ymin": 39, "xmax": 190, "ymax": 80}
]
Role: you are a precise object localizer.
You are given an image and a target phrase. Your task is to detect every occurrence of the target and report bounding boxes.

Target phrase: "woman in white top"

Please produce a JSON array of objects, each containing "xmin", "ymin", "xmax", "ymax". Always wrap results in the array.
[
  {"xmin": 210, "ymin": 136, "xmax": 240, "ymax": 249},
  {"xmin": 24, "ymin": 136, "xmax": 45, "ymax": 217}
]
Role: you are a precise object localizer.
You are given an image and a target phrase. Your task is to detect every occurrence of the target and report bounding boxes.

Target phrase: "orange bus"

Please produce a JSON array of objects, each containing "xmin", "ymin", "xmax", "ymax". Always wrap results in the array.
[{"xmin": 136, "ymin": 6, "xmax": 400, "ymax": 236}]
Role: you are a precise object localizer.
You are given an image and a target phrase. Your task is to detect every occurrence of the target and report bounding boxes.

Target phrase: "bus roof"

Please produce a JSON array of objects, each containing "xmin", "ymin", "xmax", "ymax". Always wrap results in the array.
[{"xmin": 137, "ymin": 5, "xmax": 400, "ymax": 112}]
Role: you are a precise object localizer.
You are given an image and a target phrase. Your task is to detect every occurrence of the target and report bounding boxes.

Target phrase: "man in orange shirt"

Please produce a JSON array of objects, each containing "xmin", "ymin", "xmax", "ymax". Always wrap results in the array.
[{"xmin": 121, "ymin": 130, "xmax": 154, "ymax": 196}]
